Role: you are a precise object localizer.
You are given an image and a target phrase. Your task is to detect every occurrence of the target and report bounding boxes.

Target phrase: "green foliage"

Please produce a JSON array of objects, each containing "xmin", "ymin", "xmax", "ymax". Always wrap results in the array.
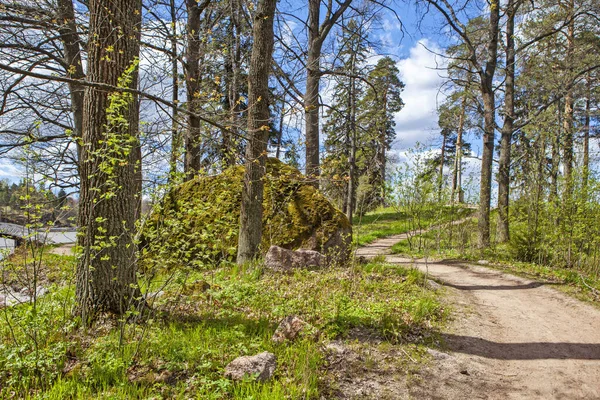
[
  {"xmin": 0, "ymin": 250, "xmax": 444, "ymax": 399},
  {"xmin": 390, "ymin": 208, "xmax": 600, "ymax": 304},
  {"xmin": 321, "ymin": 18, "xmax": 404, "ymax": 214},
  {"xmin": 0, "ymin": 178, "xmax": 75, "ymax": 226},
  {"xmin": 141, "ymin": 158, "xmax": 350, "ymax": 270}
]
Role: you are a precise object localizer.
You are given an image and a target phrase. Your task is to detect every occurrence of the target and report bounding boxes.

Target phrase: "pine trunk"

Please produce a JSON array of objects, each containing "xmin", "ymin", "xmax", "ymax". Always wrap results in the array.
[
  {"xmin": 583, "ymin": 87, "xmax": 591, "ymax": 188},
  {"xmin": 451, "ymin": 96, "xmax": 466, "ymax": 204},
  {"xmin": 346, "ymin": 74, "xmax": 357, "ymax": 221},
  {"xmin": 477, "ymin": 0, "xmax": 500, "ymax": 249},
  {"xmin": 438, "ymin": 134, "xmax": 446, "ymax": 202},
  {"xmin": 497, "ymin": 1, "xmax": 516, "ymax": 243},
  {"xmin": 562, "ymin": 0, "xmax": 575, "ymax": 198}
]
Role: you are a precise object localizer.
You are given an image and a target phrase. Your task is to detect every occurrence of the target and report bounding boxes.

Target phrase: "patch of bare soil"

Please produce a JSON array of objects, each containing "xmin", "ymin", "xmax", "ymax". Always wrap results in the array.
[
  {"xmin": 319, "ymin": 328, "xmax": 419, "ymax": 399},
  {"xmin": 346, "ymin": 239, "xmax": 600, "ymax": 399}
]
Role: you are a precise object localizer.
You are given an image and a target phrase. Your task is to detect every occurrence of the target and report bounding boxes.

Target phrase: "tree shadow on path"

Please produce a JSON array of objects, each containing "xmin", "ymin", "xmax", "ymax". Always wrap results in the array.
[{"xmin": 442, "ymin": 333, "xmax": 600, "ymax": 360}]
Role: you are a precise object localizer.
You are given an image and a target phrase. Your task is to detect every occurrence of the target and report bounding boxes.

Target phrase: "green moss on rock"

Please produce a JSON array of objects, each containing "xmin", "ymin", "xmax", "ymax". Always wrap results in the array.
[{"xmin": 142, "ymin": 158, "xmax": 351, "ymax": 269}]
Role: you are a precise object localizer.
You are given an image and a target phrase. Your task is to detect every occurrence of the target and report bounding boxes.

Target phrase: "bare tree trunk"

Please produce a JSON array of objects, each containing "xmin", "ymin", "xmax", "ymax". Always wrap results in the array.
[
  {"xmin": 169, "ymin": 0, "xmax": 181, "ymax": 180},
  {"xmin": 346, "ymin": 74, "xmax": 357, "ymax": 221},
  {"xmin": 304, "ymin": 0, "xmax": 322, "ymax": 183},
  {"xmin": 477, "ymin": 0, "xmax": 501, "ymax": 249},
  {"xmin": 276, "ymin": 95, "xmax": 285, "ymax": 159},
  {"xmin": 583, "ymin": 80, "xmax": 591, "ymax": 188},
  {"xmin": 497, "ymin": 0, "xmax": 517, "ymax": 243},
  {"xmin": 377, "ymin": 88, "xmax": 389, "ymax": 207},
  {"xmin": 184, "ymin": 0, "xmax": 210, "ymax": 179},
  {"xmin": 236, "ymin": 0, "xmax": 277, "ymax": 264},
  {"xmin": 304, "ymin": 0, "xmax": 353, "ymax": 185},
  {"xmin": 562, "ymin": 0, "xmax": 575, "ymax": 197},
  {"xmin": 550, "ymin": 98, "xmax": 561, "ymax": 203},
  {"xmin": 438, "ymin": 133, "xmax": 446, "ymax": 202},
  {"xmin": 76, "ymin": 0, "xmax": 142, "ymax": 321},
  {"xmin": 223, "ymin": 0, "xmax": 241, "ymax": 168},
  {"xmin": 451, "ymin": 96, "xmax": 467, "ymax": 204},
  {"xmin": 56, "ymin": 0, "xmax": 84, "ymax": 168}
]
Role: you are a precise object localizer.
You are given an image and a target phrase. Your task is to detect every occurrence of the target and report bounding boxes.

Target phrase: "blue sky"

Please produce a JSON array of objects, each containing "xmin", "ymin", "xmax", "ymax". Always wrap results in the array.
[{"xmin": 0, "ymin": 1, "xmax": 465, "ymax": 184}]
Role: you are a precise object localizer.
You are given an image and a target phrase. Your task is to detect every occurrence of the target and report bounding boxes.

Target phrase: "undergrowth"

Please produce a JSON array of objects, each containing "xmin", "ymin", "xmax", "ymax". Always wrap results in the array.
[
  {"xmin": 389, "ymin": 215, "xmax": 600, "ymax": 305},
  {"xmin": 0, "ymin": 247, "xmax": 445, "ymax": 399}
]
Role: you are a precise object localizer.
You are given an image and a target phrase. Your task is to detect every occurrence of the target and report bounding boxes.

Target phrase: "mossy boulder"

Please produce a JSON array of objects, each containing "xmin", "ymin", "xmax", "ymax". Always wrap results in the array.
[{"xmin": 141, "ymin": 158, "xmax": 351, "ymax": 269}]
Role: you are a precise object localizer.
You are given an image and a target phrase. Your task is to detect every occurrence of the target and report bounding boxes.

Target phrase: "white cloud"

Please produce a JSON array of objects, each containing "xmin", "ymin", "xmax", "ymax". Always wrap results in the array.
[
  {"xmin": 394, "ymin": 39, "xmax": 447, "ymax": 149},
  {"xmin": 0, "ymin": 162, "xmax": 22, "ymax": 182}
]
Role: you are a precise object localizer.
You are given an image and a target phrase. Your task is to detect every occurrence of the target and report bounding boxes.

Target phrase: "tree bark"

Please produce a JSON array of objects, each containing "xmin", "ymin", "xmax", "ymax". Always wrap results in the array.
[
  {"xmin": 184, "ymin": 0, "xmax": 202, "ymax": 178},
  {"xmin": 562, "ymin": 0, "xmax": 575, "ymax": 197},
  {"xmin": 304, "ymin": 0, "xmax": 322, "ymax": 183},
  {"xmin": 346, "ymin": 73, "xmax": 357, "ymax": 221},
  {"xmin": 377, "ymin": 87, "xmax": 389, "ymax": 207},
  {"xmin": 184, "ymin": 0, "xmax": 211, "ymax": 179},
  {"xmin": 236, "ymin": 0, "xmax": 277, "ymax": 264},
  {"xmin": 56, "ymin": 0, "xmax": 85, "ymax": 168},
  {"xmin": 550, "ymin": 98, "xmax": 561, "ymax": 203},
  {"xmin": 76, "ymin": 0, "xmax": 143, "ymax": 321},
  {"xmin": 451, "ymin": 96, "xmax": 467, "ymax": 204},
  {"xmin": 497, "ymin": 0, "xmax": 517, "ymax": 243},
  {"xmin": 169, "ymin": 0, "xmax": 181, "ymax": 181},
  {"xmin": 438, "ymin": 133, "xmax": 446, "ymax": 202},
  {"xmin": 304, "ymin": 0, "xmax": 353, "ymax": 185},
  {"xmin": 583, "ymin": 78, "xmax": 591, "ymax": 189},
  {"xmin": 477, "ymin": 0, "xmax": 501, "ymax": 249},
  {"xmin": 223, "ymin": 0, "xmax": 241, "ymax": 168}
]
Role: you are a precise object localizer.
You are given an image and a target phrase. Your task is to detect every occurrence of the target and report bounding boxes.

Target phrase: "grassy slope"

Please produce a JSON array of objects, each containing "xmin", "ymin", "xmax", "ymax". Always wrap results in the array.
[
  {"xmin": 0, "ymin": 246, "xmax": 445, "ymax": 399},
  {"xmin": 352, "ymin": 205, "xmax": 473, "ymax": 246}
]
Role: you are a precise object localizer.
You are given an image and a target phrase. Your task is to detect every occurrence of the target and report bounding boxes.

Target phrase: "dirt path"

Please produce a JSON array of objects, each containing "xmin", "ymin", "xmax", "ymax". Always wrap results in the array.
[{"xmin": 355, "ymin": 236, "xmax": 600, "ymax": 399}]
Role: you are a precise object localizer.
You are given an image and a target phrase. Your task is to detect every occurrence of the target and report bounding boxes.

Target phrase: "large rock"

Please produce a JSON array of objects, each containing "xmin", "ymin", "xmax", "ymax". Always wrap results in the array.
[
  {"xmin": 265, "ymin": 245, "xmax": 325, "ymax": 271},
  {"xmin": 224, "ymin": 351, "xmax": 277, "ymax": 382},
  {"xmin": 142, "ymin": 158, "xmax": 351, "ymax": 269}
]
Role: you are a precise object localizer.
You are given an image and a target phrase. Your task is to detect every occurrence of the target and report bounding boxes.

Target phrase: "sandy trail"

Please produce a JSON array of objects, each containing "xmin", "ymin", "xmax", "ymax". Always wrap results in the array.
[{"xmin": 356, "ymin": 235, "xmax": 600, "ymax": 399}]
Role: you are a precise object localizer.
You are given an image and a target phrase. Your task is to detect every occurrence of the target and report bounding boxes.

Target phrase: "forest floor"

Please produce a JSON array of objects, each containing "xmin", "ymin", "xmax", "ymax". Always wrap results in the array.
[{"xmin": 352, "ymin": 232, "xmax": 600, "ymax": 399}]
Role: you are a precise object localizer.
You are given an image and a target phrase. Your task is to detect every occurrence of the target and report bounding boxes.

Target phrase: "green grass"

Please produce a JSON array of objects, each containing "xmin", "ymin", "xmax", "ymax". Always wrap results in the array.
[
  {"xmin": 0, "ymin": 248, "xmax": 445, "ymax": 399},
  {"xmin": 352, "ymin": 205, "xmax": 473, "ymax": 246}
]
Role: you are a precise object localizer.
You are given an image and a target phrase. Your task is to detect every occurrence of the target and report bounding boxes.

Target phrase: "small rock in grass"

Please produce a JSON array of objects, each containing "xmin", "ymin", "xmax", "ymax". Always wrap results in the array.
[
  {"xmin": 272, "ymin": 315, "xmax": 311, "ymax": 343},
  {"xmin": 426, "ymin": 348, "xmax": 451, "ymax": 360},
  {"xmin": 224, "ymin": 351, "xmax": 277, "ymax": 382},
  {"xmin": 477, "ymin": 260, "xmax": 490, "ymax": 265},
  {"xmin": 426, "ymin": 279, "xmax": 443, "ymax": 291},
  {"xmin": 324, "ymin": 341, "xmax": 347, "ymax": 355},
  {"xmin": 265, "ymin": 245, "xmax": 325, "ymax": 271}
]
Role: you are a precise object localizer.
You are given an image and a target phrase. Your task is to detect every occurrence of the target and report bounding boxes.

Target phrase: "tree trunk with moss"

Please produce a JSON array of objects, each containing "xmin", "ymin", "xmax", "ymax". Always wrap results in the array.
[
  {"xmin": 76, "ymin": 0, "xmax": 143, "ymax": 322},
  {"xmin": 236, "ymin": 0, "xmax": 277, "ymax": 264}
]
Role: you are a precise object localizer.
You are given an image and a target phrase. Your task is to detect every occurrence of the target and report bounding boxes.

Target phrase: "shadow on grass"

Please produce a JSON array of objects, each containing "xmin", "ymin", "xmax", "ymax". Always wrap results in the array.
[
  {"xmin": 161, "ymin": 311, "xmax": 275, "ymax": 336},
  {"xmin": 354, "ymin": 211, "xmax": 408, "ymax": 225}
]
